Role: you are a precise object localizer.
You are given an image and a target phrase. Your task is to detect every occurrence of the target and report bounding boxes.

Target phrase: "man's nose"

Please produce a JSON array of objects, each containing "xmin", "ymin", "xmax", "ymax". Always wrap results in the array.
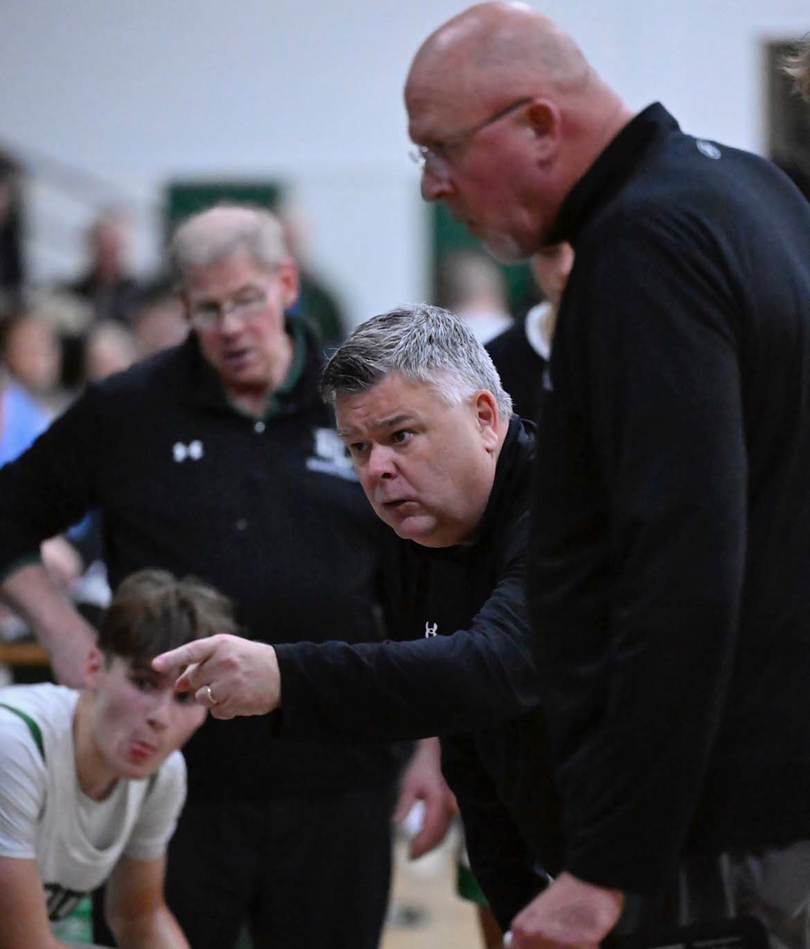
[
  {"xmin": 368, "ymin": 444, "xmax": 396, "ymax": 480},
  {"xmin": 218, "ymin": 309, "xmax": 244, "ymax": 335},
  {"xmin": 421, "ymin": 169, "xmax": 455, "ymax": 202}
]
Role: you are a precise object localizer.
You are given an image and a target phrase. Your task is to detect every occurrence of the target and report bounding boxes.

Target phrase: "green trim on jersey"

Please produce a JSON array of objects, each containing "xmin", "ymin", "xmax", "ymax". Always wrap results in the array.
[{"xmin": 0, "ymin": 702, "xmax": 46, "ymax": 761}]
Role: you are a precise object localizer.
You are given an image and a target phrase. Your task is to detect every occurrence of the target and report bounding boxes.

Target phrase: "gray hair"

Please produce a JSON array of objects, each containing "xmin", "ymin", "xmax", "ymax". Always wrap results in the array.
[
  {"xmin": 322, "ymin": 304, "xmax": 513, "ymax": 421},
  {"xmin": 169, "ymin": 204, "xmax": 289, "ymax": 286}
]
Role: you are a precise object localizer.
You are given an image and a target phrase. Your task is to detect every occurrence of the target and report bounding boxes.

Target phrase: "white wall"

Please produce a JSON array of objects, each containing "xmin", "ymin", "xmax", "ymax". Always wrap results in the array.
[{"xmin": 1, "ymin": 0, "xmax": 807, "ymax": 326}]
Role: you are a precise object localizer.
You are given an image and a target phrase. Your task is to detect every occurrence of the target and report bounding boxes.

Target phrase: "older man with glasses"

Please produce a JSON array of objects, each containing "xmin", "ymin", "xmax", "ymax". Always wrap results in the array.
[{"xmin": 0, "ymin": 204, "xmax": 433, "ymax": 949}]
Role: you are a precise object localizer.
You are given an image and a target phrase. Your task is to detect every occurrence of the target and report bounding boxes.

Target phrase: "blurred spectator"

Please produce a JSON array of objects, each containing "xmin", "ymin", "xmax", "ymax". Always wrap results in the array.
[
  {"xmin": 437, "ymin": 249, "xmax": 512, "ymax": 344},
  {"xmin": 0, "ymin": 310, "xmax": 64, "ymax": 414},
  {"xmin": 84, "ymin": 320, "xmax": 139, "ymax": 382},
  {"xmin": 64, "ymin": 207, "xmax": 141, "ymax": 325},
  {"xmin": 25, "ymin": 287, "xmax": 93, "ymax": 337},
  {"xmin": 487, "ymin": 244, "xmax": 574, "ymax": 421},
  {"xmin": 130, "ymin": 280, "xmax": 188, "ymax": 356},
  {"xmin": 0, "ymin": 152, "xmax": 25, "ymax": 314},
  {"xmin": 279, "ymin": 199, "xmax": 348, "ymax": 348},
  {"xmin": 784, "ymin": 34, "xmax": 810, "ymax": 100},
  {"xmin": 0, "ymin": 338, "xmax": 50, "ymax": 466},
  {"xmin": 0, "ymin": 303, "xmax": 116, "ymax": 625},
  {"xmin": 7, "ymin": 290, "xmax": 94, "ymax": 399},
  {"xmin": 0, "ymin": 321, "xmax": 82, "ymax": 648}
]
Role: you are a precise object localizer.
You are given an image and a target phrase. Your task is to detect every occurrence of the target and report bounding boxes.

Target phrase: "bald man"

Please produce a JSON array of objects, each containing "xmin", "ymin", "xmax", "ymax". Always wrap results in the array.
[
  {"xmin": 0, "ymin": 205, "xmax": 420, "ymax": 949},
  {"xmin": 406, "ymin": 5, "xmax": 810, "ymax": 948}
]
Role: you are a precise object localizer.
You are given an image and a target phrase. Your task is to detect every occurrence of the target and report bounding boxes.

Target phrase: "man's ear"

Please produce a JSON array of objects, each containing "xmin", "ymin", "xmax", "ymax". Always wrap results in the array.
[
  {"xmin": 473, "ymin": 390, "xmax": 501, "ymax": 450},
  {"xmin": 84, "ymin": 645, "xmax": 104, "ymax": 689},
  {"xmin": 526, "ymin": 99, "xmax": 561, "ymax": 161},
  {"xmin": 276, "ymin": 257, "xmax": 300, "ymax": 311}
]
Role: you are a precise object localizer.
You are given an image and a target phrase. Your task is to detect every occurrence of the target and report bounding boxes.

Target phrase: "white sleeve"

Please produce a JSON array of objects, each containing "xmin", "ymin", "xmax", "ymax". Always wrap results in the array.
[
  {"xmin": 0, "ymin": 716, "xmax": 46, "ymax": 858},
  {"xmin": 123, "ymin": 751, "xmax": 187, "ymax": 862}
]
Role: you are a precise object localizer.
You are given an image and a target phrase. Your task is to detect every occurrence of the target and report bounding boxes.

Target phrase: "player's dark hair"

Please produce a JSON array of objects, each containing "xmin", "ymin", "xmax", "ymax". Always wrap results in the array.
[{"xmin": 98, "ymin": 569, "xmax": 237, "ymax": 667}]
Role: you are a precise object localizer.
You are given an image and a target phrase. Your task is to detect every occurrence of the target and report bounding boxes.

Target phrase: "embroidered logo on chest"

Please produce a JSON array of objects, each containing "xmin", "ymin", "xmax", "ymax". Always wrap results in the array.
[{"xmin": 305, "ymin": 428, "xmax": 357, "ymax": 482}]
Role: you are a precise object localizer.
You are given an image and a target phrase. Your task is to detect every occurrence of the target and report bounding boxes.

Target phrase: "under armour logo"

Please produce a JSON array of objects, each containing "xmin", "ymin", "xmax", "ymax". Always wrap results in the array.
[
  {"xmin": 173, "ymin": 440, "xmax": 204, "ymax": 463},
  {"xmin": 425, "ymin": 622, "xmax": 438, "ymax": 638}
]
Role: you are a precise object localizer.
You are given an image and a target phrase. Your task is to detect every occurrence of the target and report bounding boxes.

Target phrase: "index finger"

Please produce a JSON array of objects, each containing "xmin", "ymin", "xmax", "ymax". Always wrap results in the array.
[{"xmin": 152, "ymin": 636, "xmax": 220, "ymax": 673}]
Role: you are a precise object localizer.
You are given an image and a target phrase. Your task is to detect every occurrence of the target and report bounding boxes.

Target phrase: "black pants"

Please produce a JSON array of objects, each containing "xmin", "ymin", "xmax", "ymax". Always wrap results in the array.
[{"xmin": 160, "ymin": 785, "xmax": 396, "ymax": 949}]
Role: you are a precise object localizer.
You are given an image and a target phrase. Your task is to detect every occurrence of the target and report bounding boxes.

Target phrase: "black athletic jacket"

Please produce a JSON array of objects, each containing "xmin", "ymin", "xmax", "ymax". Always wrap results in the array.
[
  {"xmin": 276, "ymin": 419, "xmax": 563, "ymax": 927},
  {"xmin": 530, "ymin": 103, "xmax": 810, "ymax": 892},
  {"xmin": 0, "ymin": 321, "xmax": 407, "ymax": 800}
]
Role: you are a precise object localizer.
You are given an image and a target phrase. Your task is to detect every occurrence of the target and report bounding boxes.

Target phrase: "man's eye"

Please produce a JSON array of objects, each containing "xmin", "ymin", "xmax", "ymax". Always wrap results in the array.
[
  {"xmin": 392, "ymin": 430, "xmax": 412, "ymax": 444},
  {"xmin": 131, "ymin": 676, "xmax": 155, "ymax": 692},
  {"xmin": 348, "ymin": 443, "xmax": 367, "ymax": 455},
  {"xmin": 175, "ymin": 691, "xmax": 195, "ymax": 706},
  {"xmin": 234, "ymin": 290, "xmax": 264, "ymax": 307}
]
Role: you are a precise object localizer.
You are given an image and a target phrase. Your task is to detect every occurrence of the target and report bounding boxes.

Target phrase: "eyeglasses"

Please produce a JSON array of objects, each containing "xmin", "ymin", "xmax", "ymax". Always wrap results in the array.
[
  {"xmin": 409, "ymin": 97, "xmax": 532, "ymax": 180},
  {"xmin": 188, "ymin": 287, "xmax": 269, "ymax": 331}
]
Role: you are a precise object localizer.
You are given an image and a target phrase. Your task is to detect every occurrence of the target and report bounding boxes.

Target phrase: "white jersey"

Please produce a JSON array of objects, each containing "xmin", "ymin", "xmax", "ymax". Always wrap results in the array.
[{"xmin": 0, "ymin": 683, "xmax": 186, "ymax": 921}]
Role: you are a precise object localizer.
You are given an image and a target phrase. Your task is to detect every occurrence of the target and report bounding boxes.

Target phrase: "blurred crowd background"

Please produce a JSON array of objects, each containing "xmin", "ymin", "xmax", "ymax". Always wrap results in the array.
[{"xmin": 2, "ymin": 1, "xmax": 808, "ymax": 320}]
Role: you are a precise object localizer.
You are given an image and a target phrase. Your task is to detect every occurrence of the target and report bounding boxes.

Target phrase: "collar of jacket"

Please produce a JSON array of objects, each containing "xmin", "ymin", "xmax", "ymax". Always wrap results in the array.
[
  {"xmin": 548, "ymin": 102, "xmax": 680, "ymax": 247},
  {"xmin": 474, "ymin": 416, "xmax": 534, "ymax": 541},
  {"xmin": 177, "ymin": 315, "xmax": 322, "ymax": 419},
  {"xmin": 421, "ymin": 416, "xmax": 535, "ymax": 563}
]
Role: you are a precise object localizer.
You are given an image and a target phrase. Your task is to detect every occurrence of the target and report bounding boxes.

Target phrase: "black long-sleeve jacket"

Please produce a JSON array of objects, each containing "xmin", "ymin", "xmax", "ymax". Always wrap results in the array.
[
  {"xmin": 530, "ymin": 103, "xmax": 810, "ymax": 893},
  {"xmin": 276, "ymin": 419, "xmax": 563, "ymax": 927}
]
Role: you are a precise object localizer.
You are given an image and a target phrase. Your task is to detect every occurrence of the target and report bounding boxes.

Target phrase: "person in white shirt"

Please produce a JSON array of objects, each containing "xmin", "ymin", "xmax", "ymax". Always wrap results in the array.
[
  {"xmin": 486, "ymin": 243, "xmax": 574, "ymax": 423},
  {"xmin": 438, "ymin": 249, "xmax": 514, "ymax": 344},
  {"xmin": 0, "ymin": 568, "xmax": 235, "ymax": 949}
]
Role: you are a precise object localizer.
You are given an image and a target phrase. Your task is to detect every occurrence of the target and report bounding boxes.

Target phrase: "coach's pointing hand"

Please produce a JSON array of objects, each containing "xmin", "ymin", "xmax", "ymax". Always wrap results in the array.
[{"xmin": 152, "ymin": 634, "xmax": 281, "ymax": 720}]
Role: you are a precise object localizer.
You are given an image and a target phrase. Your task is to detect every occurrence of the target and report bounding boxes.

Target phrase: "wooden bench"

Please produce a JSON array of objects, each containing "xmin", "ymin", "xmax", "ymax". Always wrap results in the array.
[{"xmin": 0, "ymin": 642, "xmax": 50, "ymax": 666}]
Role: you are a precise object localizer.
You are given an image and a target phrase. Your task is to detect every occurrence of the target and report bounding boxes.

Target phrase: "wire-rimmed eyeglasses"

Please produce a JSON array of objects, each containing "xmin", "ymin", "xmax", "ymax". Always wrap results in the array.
[
  {"xmin": 188, "ymin": 287, "xmax": 269, "ymax": 331},
  {"xmin": 409, "ymin": 97, "xmax": 532, "ymax": 180}
]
